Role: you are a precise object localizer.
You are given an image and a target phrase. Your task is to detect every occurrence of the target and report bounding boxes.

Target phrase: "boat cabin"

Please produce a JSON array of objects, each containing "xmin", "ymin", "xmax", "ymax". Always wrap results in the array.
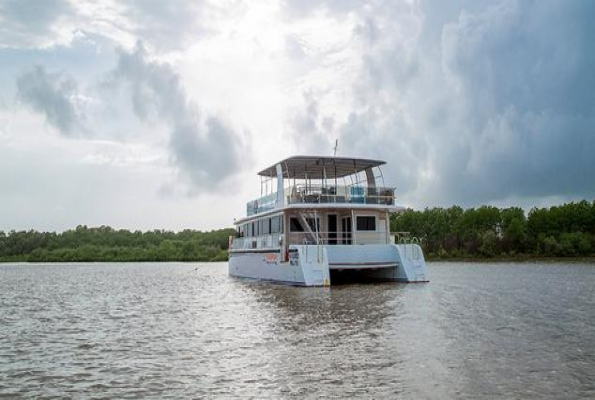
[{"xmin": 232, "ymin": 156, "xmax": 401, "ymax": 253}]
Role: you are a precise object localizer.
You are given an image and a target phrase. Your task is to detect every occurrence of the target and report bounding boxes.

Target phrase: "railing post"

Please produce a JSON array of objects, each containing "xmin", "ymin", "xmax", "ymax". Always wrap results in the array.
[{"xmin": 351, "ymin": 209, "xmax": 356, "ymax": 244}]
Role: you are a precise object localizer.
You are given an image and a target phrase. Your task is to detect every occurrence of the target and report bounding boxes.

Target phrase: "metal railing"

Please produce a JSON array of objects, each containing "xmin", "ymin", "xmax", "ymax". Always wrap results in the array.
[
  {"xmin": 246, "ymin": 185, "xmax": 395, "ymax": 215},
  {"xmin": 391, "ymin": 232, "xmax": 422, "ymax": 260},
  {"xmin": 230, "ymin": 233, "xmax": 283, "ymax": 251},
  {"xmin": 231, "ymin": 231, "xmax": 421, "ymax": 249},
  {"xmin": 230, "ymin": 231, "xmax": 423, "ymax": 261},
  {"xmin": 287, "ymin": 231, "xmax": 390, "ymax": 245},
  {"xmin": 285, "ymin": 184, "xmax": 395, "ymax": 206}
]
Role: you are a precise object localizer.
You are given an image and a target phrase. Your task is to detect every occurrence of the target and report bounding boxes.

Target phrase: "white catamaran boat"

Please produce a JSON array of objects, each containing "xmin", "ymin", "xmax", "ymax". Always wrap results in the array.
[{"xmin": 228, "ymin": 156, "xmax": 429, "ymax": 286}]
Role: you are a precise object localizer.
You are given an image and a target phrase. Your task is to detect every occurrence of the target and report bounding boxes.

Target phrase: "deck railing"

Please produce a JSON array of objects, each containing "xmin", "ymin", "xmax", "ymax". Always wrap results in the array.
[
  {"xmin": 230, "ymin": 233, "xmax": 284, "ymax": 251},
  {"xmin": 247, "ymin": 185, "xmax": 395, "ymax": 215},
  {"xmin": 230, "ymin": 231, "xmax": 420, "ymax": 251},
  {"xmin": 287, "ymin": 231, "xmax": 389, "ymax": 245}
]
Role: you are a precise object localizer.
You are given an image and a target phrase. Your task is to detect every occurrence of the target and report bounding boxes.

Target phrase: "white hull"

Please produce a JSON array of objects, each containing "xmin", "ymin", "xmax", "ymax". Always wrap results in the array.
[{"xmin": 228, "ymin": 244, "xmax": 428, "ymax": 286}]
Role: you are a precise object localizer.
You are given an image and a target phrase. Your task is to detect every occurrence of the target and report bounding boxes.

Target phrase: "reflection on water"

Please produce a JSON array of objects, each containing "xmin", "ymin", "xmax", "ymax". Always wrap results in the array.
[{"xmin": 1, "ymin": 262, "xmax": 594, "ymax": 398}]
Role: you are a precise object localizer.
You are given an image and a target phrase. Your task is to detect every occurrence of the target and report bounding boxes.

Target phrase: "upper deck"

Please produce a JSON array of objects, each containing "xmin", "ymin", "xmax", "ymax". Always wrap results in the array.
[{"xmin": 246, "ymin": 156, "xmax": 396, "ymax": 216}]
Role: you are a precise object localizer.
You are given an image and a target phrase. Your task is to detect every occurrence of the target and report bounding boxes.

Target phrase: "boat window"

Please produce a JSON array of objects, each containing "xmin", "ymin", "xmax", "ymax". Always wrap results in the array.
[
  {"xmin": 262, "ymin": 218, "xmax": 270, "ymax": 235},
  {"xmin": 290, "ymin": 217, "xmax": 304, "ymax": 232},
  {"xmin": 356, "ymin": 216, "xmax": 376, "ymax": 231},
  {"xmin": 271, "ymin": 216, "xmax": 281, "ymax": 234}
]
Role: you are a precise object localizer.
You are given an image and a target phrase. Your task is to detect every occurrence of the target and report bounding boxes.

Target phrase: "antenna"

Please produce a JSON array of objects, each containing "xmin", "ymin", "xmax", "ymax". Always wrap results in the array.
[{"xmin": 333, "ymin": 139, "xmax": 338, "ymax": 157}]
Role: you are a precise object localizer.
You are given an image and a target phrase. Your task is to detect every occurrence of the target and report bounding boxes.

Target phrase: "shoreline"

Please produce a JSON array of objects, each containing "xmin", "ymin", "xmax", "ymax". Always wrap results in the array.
[
  {"xmin": 426, "ymin": 255, "xmax": 595, "ymax": 263},
  {"xmin": 3, "ymin": 256, "xmax": 595, "ymax": 264}
]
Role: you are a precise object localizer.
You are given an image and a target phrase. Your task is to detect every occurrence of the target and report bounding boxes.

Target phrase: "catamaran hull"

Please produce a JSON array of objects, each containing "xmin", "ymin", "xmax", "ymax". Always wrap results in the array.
[{"xmin": 228, "ymin": 244, "xmax": 428, "ymax": 286}]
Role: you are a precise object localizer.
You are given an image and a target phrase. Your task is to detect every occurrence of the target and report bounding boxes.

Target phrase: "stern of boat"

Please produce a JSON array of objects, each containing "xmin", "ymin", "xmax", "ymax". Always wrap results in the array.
[{"xmin": 325, "ymin": 243, "xmax": 429, "ymax": 283}]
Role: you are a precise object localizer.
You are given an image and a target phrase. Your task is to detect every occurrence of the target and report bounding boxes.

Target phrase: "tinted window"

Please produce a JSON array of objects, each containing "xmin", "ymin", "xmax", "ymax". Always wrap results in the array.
[
  {"xmin": 356, "ymin": 216, "xmax": 376, "ymax": 231},
  {"xmin": 290, "ymin": 217, "xmax": 304, "ymax": 232}
]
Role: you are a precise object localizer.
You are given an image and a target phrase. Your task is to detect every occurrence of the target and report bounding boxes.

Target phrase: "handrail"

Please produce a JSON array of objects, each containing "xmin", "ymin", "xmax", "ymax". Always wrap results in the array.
[
  {"xmin": 286, "ymin": 184, "xmax": 395, "ymax": 206},
  {"xmin": 247, "ymin": 184, "xmax": 396, "ymax": 215},
  {"xmin": 231, "ymin": 233, "xmax": 283, "ymax": 251},
  {"xmin": 288, "ymin": 231, "xmax": 388, "ymax": 245}
]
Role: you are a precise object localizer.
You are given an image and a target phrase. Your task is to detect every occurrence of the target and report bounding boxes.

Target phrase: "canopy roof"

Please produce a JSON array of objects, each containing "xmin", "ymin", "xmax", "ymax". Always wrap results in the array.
[{"xmin": 258, "ymin": 156, "xmax": 386, "ymax": 179}]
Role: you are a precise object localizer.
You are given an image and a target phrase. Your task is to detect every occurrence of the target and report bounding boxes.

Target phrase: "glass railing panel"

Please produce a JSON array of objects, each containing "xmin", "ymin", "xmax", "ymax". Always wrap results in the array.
[
  {"xmin": 247, "ymin": 192, "xmax": 278, "ymax": 215},
  {"xmin": 231, "ymin": 233, "xmax": 283, "ymax": 250},
  {"xmin": 246, "ymin": 185, "xmax": 395, "ymax": 215},
  {"xmin": 284, "ymin": 185, "xmax": 395, "ymax": 206},
  {"xmin": 286, "ymin": 231, "xmax": 391, "ymax": 245}
]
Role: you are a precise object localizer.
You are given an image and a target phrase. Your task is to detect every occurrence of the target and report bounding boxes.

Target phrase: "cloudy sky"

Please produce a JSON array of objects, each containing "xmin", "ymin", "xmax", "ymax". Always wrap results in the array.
[{"xmin": 1, "ymin": 0, "xmax": 594, "ymax": 232}]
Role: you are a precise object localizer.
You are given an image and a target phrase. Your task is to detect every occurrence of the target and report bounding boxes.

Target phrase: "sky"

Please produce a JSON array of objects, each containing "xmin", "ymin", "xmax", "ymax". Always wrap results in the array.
[{"xmin": 1, "ymin": 0, "xmax": 594, "ymax": 232}]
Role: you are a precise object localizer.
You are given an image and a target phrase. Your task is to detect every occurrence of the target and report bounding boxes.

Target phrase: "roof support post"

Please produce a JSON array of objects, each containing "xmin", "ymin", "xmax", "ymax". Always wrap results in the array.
[
  {"xmin": 365, "ymin": 168, "xmax": 376, "ymax": 189},
  {"xmin": 276, "ymin": 163, "xmax": 284, "ymax": 208}
]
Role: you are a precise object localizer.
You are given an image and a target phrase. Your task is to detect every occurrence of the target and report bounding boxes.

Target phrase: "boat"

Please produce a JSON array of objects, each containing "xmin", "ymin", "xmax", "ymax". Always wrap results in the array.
[{"xmin": 228, "ymin": 156, "xmax": 429, "ymax": 286}]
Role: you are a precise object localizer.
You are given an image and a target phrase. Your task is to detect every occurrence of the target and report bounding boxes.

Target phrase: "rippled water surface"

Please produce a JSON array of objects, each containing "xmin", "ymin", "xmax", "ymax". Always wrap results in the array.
[{"xmin": 1, "ymin": 262, "xmax": 594, "ymax": 399}]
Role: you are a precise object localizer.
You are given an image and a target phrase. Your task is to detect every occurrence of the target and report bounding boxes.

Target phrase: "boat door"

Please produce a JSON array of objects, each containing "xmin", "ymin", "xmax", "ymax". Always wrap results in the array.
[
  {"xmin": 327, "ymin": 214, "xmax": 337, "ymax": 245},
  {"xmin": 341, "ymin": 216, "xmax": 352, "ymax": 244}
]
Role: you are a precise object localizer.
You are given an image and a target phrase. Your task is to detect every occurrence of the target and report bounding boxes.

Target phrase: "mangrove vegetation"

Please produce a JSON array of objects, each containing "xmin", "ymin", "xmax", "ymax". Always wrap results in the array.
[
  {"xmin": 1, "ymin": 200, "xmax": 594, "ymax": 262},
  {"xmin": 0, "ymin": 226, "xmax": 234, "ymax": 262},
  {"xmin": 391, "ymin": 200, "xmax": 595, "ymax": 259}
]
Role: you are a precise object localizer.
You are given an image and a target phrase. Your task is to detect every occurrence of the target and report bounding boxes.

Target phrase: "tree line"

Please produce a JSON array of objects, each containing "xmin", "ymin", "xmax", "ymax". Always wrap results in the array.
[
  {"xmin": 0, "ymin": 226, "xmax": 234, "ymax": 262},
  {"xmin": 391, "ymin": 200, "xmax": 595, "ymax": 259},
  {"xmin": 1, "ymin": 200, "xmax": 594, "ymax": 262}
]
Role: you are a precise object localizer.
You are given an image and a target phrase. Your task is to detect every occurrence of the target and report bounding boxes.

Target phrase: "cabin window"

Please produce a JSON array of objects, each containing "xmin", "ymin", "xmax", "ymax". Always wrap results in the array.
[
  {"xmin": 290, "ymin": 217, "xmax": 304, "ymax": 232},
  {"xmin": 278, "ymin": 216, "xmax": 284, "ymax": 233},
  {"xmin": 271, "ymin": 216, "xmax": 282, "ymax": 234},
  {"xmin": 356, "ymin": 216, "xmax": 376, "ymax": 231},
  {"xmin": 262, "ymin": 218, "xmax": 270, "ymax": 235},
  {"xmin": 290, "ymin": 217, "xmax": 319, "ymax": 232}
]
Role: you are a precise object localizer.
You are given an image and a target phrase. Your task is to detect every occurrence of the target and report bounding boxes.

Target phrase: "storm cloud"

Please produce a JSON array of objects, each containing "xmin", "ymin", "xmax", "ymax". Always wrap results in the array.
[
  {"xmin": 430, "ymin": 0, "xmax": 595, "ymax": 204},
  {"xmin": 109, "ymin": 42, "xmax": 247, "ymax": 189},
  {"xmin": 16, "ymin": 65, "xmax": 85, "ymax": 136},
  {"xmin": 286, "ymin": 0, "xmax": 595, "ymax": 207},
  {"xmin": 0, "ymin": 0, "xmax": 74, "ymax": 48}
]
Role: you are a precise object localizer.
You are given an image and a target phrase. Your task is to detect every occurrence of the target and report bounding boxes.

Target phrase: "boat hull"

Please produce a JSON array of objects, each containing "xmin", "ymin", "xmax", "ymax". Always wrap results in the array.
[{"xmin": 228, "ymin": 244, "xmax": 428, "ymax": 286}]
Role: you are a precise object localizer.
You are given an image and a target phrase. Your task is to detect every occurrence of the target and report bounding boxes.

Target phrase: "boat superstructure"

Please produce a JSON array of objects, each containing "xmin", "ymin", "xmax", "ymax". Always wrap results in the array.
[{"xmin": 228, "ymin": 156, "xmax": 429, "ymax": 286}]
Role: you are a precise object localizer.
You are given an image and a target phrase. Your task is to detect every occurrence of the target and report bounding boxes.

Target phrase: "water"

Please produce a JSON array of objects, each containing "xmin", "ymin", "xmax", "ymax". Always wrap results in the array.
[{"xmin": 1, "ymin": 262, "xmax": 594, "ymax": 399}]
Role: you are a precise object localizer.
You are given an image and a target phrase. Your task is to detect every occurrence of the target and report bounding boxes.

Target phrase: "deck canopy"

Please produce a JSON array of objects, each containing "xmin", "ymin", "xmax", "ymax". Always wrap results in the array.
[{"xmin": 258, "ymin": 156, "xmax": 386, "ymax": 179}]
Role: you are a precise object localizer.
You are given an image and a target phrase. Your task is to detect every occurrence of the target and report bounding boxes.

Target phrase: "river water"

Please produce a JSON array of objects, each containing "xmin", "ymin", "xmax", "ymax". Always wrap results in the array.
[{"xmin": 1, "ymin": 262, "xmax": 594, "ymax": 399}]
